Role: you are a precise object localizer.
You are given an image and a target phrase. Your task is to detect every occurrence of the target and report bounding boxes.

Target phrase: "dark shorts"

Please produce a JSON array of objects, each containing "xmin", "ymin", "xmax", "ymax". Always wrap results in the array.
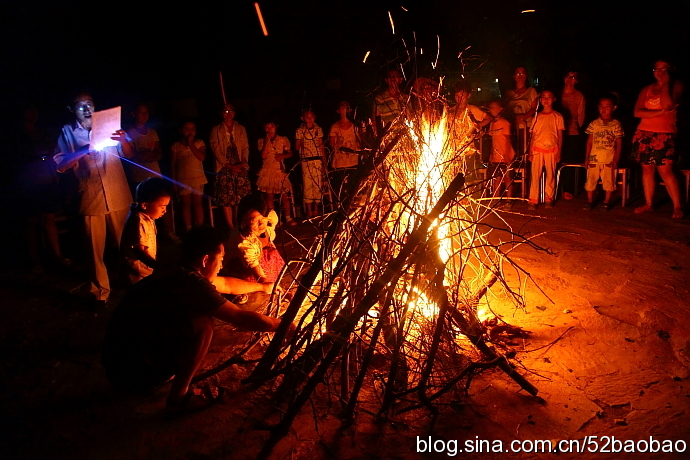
[
  {"xmin": 102, "ymin": 311, "xmax": 202, "ymax": 393},
  {"xmin": 631, "ymin": 130, "xmax": 676, "ymax": 166}
]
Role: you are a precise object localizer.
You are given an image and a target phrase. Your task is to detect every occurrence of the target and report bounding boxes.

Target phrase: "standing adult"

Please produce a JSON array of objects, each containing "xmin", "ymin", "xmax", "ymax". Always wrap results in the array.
[
  {"xmin": 560, "ymin": 71, "xmax": 586, "ymax": 163},
  {"xmin": 210, "ymin": 103, "xmax": 251, "ymax": 230},
  {"xmin": 372, "ymin": 69, "xmax": 406, "ymax": 136},
  {"xmin": 631, "ymin": 60, "xmax": 684, "ymax": 219},
  {"xmin": 53, "ymin": 93, "xmax": 134, "ymax": 305},
  {"xmin": 504, "ymin": 66, "xmax": 538, "ymax": 156},
  {"xmin": 13, "ymin": 106, "xmax": 70, "ymax": 272},
  {"xmin": 448, "ymin": 80, "xmax": 492, "ymax": 182}
]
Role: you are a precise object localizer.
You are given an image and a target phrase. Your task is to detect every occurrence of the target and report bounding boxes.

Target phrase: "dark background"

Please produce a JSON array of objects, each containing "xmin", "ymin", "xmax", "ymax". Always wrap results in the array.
[{"xmin": 1, "ymin": 0, "xmax": 688, "ymax": 159}]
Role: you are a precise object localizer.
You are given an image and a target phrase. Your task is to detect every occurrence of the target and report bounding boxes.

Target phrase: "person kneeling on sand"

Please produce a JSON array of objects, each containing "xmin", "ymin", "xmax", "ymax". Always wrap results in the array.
[{"xmin": 102, "ymin": 226, "xmax": 294, "ymax": 414}]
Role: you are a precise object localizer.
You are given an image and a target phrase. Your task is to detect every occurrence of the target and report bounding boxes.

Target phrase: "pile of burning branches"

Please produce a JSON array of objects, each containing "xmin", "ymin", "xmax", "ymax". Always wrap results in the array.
[{"xmin": 215, "ymin": 82, "xmax": 547, "ymax": 459}]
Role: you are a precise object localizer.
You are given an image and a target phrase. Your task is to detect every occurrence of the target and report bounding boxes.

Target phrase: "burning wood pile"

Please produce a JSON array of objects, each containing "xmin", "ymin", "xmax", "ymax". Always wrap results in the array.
[{"xmin": 226, "ymin": 80, "xmax": 544, "ymax": 459}]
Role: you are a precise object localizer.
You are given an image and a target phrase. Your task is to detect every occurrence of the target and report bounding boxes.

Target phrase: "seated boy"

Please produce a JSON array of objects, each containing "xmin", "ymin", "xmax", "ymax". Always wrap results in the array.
[
  {"xmin": 583, "ymin": 95, "xmax": 624, "ymax": 211},
  {"xmin": 103, "ymin": 226, "xmax": 292, "ymax": 414},
  {"xmin": 121, "ymin": 177, "xmax": 171, "ymax": 284}
]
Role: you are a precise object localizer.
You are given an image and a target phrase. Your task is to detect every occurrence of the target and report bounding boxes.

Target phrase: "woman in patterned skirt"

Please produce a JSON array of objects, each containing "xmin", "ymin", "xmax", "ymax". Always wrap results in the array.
[
  {"xmin": 631, "ymin": 60, "xmax": 684, "ymax": 219},
  {"xmin": 210, "ymin": 103, "xmax": 251, "ymax": 229}
]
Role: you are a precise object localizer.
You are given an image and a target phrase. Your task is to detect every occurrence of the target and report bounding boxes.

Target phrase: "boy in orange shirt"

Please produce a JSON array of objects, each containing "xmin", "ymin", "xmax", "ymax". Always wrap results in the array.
[{"xmin": 487, "ymin": 100, "xmax": 517, "ymax": 209}]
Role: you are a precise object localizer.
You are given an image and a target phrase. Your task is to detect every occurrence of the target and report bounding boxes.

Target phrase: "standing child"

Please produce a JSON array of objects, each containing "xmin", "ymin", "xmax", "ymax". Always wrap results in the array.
[
  {"xmin": 487, "ymin": 100, "xmax": 517, "ymax": 209},
  {"xmin": 329, "ymin": 101, "xmax": 361, "ymax": 201},
  {"xmin": 170, "ymin": 121, "xmax": 207, "ymax": 232},
  {"xmin": 256, "ymin": 120, "xmax": 295, "ymax": 225},
  {"xmin": 527, "ymin": 90, "xmax": 564, "ymax": 210},
  {"xmin": 295, "ymin": 110, "xmax": 326, "ymax": 218},
  {"xmin": 583, "ymin": 96, "xmax": 624, "ymax": 211},
  {"xmin": 126, "ymin": 103, "xmax": 162, "ymax": 194},
  {"xmin": 121, "ymin": 177, "xmax": 171, "ymax": 284}
]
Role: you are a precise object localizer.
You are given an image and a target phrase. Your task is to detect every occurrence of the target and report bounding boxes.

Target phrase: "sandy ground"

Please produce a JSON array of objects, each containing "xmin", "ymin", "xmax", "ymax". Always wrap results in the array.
[{"xmin": 1, "ymin": 195, "xmax": 689, "ymax": 460}]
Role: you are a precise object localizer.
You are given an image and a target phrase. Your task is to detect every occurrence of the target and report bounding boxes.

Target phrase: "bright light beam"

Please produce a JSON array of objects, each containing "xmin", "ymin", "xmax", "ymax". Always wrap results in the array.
[
  {"xmin": 255, "ymin": 3, "xmax": 269, "ymax": 36},
  {"xmin": 388, "ymin": 11, "xmax": 395, "ymax": 34},
  {"xmin": 521, "ymin": 9, "xmax": 536, "ymax": 13},
  {"xmin": 102, "ymin": 149, "xmax": 209, "ymax": 196},
  {"xmin": 363, "ymin": 51, "xmax": 370, "ymax": 63}
]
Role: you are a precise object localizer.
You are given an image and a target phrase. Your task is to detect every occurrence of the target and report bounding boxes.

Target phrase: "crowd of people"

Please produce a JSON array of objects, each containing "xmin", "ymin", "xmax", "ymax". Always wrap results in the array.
[{"xmin": 7, "ymin": 59, "xmax": 686, "ymax": 414}]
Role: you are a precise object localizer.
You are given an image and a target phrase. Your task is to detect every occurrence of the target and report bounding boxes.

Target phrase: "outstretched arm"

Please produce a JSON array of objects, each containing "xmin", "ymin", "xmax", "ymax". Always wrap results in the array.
[
  {"xmin": 210, "ymin": 275, "xmax": 275, "ymax": 295},
  {"xmin": 212, "ymin": 300, "xmax": 280, "ymax": 331}
]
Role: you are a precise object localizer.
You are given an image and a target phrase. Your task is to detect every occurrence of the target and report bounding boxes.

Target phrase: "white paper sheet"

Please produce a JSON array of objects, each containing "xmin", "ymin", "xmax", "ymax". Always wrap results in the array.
[{"xmin": 91, "ymin": 106, "xmax": 121, "ymax": 151}]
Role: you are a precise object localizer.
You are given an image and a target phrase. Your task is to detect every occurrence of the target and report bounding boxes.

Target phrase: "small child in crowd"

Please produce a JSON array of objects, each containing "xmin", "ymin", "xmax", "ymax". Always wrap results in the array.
[
  {"xmin": 237, "ymin": 207, "xmax": 284, "ymax": 283},
  {"xmin": 487, "ymin": 100, "xmax": 517, "ymax": 209},
  {"xmin": 295, "ymin": 109, "xmax": 326, "ymax": 218},
  {"xmin": 583, "ymin": 95, "xmax": 624, "ymax": 211},
  {"xmin": 170, "ymin": 121, "xmax": 207, "ymax": 232},
  {"xmin": 257, "ymin": 120, "xmax": 296, "ymax": 225},
  {"xmin": 528, "ymin": 90, "xmax": 564, "ymax": 210},
  {"xmin": 121, "ymin": 177, "xmax": 171, "ymax": 284},
  {"xmin": 126, "ymin": 103, "xmax": 162, "ymax": 193},
  {"xmin": 225, "ymin": 194, "xmax": 285, "ymax": 284}
]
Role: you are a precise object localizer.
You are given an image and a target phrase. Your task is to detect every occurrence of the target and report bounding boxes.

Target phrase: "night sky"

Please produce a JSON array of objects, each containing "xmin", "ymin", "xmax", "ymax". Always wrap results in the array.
[{"xmin": 1, "ymin": 0, "xmax": 688, "ymax": 133}]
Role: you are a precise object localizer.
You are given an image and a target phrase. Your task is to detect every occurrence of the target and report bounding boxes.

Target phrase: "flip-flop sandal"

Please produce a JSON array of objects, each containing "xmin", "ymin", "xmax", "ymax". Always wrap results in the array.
[
  {"xmin": 165, "ymin": 387, "xmax": 223, "ymax": 417},
  {"xmin": 671, "ymin": 210, "xmax": 684, "ymax": 219},
  {"xmin": 634, "ymin": 205, "xmax": 653, "ymax": 214}
]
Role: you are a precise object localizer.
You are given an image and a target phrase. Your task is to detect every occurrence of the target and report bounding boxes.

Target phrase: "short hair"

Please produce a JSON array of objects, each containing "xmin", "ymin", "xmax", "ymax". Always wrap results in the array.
[
  {"xmin": 180, "ymin": 226, "xmax": 225, "ymax": 265},
  {"xmin": 71, "ymin": 92, "xmax": 93, "ymax": 108},
  {"xmin": 238, "ymin": 193, "xmax": 269, "ymax": 237},
  {"xmin": 135, "ymin": 177, "xmax": 171, "ymax": 204},
  {"xmin": 133, "ymin": 102, "xmax": 149, "ymax": 112},
  {"xmin": 452, "ymin": 79, "xmax": 472, "ymax": 96},
  {"xmin": 385, "ymin": 69, "xmax": 402, "ymax": 79},
  {"xmin": 599, "ymin": 93, "xmax": 618, "ymax": 106},
  {"xmin": 488, "ymin": 98, "xmax": 504, "ymax": 107},
  {"xmin": 514, "ymin": 65, "xmax": 528, "ymax": 74},
  {"xmin": 302, "ymin": 108, "xmax": 316, "ymax": 118},
  {"xmin": 179, "ymin": 118, "xmax": 196, "ymax": 130}
]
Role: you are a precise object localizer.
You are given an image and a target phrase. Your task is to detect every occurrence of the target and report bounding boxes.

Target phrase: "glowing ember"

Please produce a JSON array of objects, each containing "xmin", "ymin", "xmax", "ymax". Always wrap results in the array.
[{"xmin": 254, "ymin": 3, "xmax": 269, "ymax": 36}]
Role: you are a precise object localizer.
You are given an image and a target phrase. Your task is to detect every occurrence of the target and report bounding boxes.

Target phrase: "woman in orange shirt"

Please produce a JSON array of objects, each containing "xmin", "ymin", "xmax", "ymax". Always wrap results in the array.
[{"xmin": 631, "ymin": 60, "xmax": 684, "ymax": 219}]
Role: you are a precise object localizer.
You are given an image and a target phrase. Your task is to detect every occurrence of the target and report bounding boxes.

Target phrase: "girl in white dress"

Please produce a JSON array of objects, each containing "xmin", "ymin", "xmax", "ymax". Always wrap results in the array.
[
  {"xmin": 256, "ymin": 121, "xmax": 295, "ymax": 224},
  {"xmin": 170, "ymin": 121, "xmax": 207, "ymax": 231}
]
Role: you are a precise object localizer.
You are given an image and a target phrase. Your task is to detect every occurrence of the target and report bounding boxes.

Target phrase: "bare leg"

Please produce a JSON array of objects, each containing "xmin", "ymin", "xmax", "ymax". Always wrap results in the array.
[
  {"xmin": 604, "ymin": 191, "xmax": 613, "ymax": 204},
  {"xmin": 231, "ymin": 205, "xmax": 238, "ymax": 228},
  {"xmin": 39, "ymin": 213, "xmax": 65, "ymax": 260},
  {"xmin": 587, "ymin": 190, "xmax": 594, "ymax": 203},
  {"xmin": 222, "ymin": 206, "xmax": 234, "ymax": 229},
  {"xmin": 263, "ymin": 192, "xmax": 275, "ymax": 211},
  {"xmin": 635, "ymin": 164, "xmax": 656, "ymax": 213},
  {"xmin": 192, "ymin": 193, "xmax": 204, "ymax": 226},
  {"xmin": 168, "ymin": 315, "xmax": 214, "ymax": 401},
  {"xmin": 657, "ymin": 162, "xmax": 683, "ymax": 214},
  {"xmin": 181, "ymin": 194, "xmax": 192, "ymax": 231},
  {"xmin": 280, "ymin": 192, "xmax": 292, "ymax": 220}
]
